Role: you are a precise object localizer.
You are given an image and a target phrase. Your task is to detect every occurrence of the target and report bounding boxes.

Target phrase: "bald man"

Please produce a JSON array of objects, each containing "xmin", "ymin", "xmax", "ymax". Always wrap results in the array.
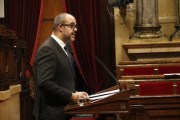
[{"xmin": 33, "ymin": 13, "xmax": 89, "ymax": 120}]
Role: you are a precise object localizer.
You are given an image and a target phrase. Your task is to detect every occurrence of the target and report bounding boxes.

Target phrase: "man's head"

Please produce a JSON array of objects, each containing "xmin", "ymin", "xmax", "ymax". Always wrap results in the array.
[{"xmin": 53, "ymin": 13, "xmax": 77, "ymax": 43}]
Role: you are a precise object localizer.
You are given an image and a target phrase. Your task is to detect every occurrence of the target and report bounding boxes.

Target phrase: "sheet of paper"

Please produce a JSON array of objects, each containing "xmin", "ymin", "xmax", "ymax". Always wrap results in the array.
[
  {"xmin": 89, "ymin": 89, "xmax": 119, "ymax": 98},
  {"xmin": 89, "ymin": 93, "xmax": 114, "ymax": 101},
  {"xmin": 164, "ymin": 73, "xmax": 180, "ymax": 78},
  {"xmin": 164, "ymin": 73, "xmax": 180, "ymax": 76}
]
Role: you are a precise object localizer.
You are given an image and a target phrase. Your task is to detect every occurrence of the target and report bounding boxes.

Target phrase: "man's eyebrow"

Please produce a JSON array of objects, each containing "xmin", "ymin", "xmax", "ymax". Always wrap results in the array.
[{"xmin": 70, "ymin": 22, "xmax": 75, "ymax": 25}]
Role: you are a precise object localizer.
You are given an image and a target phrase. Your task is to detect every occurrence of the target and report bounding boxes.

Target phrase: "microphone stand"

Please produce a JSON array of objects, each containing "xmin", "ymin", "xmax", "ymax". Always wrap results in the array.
[{"xmin": 94, "ymin": 56, "xmax": 121, "ymax": 92}]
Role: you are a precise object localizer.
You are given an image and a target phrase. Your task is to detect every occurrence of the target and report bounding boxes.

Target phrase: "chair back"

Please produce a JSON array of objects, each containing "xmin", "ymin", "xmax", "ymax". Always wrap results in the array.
[{"xmin": 139, "ymin": 82, "xmax": 174, "ymax": 96}]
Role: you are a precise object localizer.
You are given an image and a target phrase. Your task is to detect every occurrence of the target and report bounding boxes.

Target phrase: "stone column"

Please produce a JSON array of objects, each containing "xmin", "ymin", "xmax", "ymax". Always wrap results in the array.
[
  {"xmin": 130, "ymin": 0, "xmax": 166, "ymax": 39},
  {"xmin": 170, "ymin": 0, "xmax": 180, "ymax": 41}
]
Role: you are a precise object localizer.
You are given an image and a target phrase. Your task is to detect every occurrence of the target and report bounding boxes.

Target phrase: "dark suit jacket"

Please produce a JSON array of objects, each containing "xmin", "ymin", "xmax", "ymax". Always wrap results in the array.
[{"xmin": 33, "ymin": 37, "xmax": 76, "ymax": 120}]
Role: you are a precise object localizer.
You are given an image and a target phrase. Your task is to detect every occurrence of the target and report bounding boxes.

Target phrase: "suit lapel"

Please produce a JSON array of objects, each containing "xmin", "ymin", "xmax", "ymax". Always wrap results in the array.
[{"xmin": 50, "ymin": 38, "xmax": 76, "ymax": 79}]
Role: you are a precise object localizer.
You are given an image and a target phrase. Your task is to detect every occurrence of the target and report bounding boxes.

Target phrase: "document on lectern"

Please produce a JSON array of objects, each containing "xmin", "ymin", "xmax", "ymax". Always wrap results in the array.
[
  {"xmin": 164, "ymin": 73, "xmax": 180, "ymax": 78},
  {"xmin": 89, "ymin": 89, "xmax": 119, "ymax": 101}
]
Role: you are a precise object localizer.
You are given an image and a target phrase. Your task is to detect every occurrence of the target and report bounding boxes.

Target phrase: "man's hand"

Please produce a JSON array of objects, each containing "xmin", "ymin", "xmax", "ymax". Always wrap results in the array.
[{"xmin": 71, "ymin": 92, "xmax": 90, "ymax": 103}]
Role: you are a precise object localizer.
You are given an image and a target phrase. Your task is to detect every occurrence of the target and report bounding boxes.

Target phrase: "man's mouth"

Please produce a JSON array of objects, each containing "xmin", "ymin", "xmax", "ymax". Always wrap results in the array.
[{"xmin": 72, "ymin": 33, "xmax": 76, "ymax": 37}]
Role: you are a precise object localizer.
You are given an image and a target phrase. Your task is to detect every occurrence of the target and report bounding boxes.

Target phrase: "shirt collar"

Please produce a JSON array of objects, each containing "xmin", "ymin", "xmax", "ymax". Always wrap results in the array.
[{"xmin": 51, "ymin": 34, "xmax": 66, "ymax": 49}]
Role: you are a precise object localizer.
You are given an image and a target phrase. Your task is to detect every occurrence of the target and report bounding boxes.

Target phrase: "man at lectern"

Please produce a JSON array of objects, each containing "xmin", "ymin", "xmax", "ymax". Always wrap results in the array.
[{"xmin": 33, "ymin": 13, "xmax": 89, "ymax": 120}]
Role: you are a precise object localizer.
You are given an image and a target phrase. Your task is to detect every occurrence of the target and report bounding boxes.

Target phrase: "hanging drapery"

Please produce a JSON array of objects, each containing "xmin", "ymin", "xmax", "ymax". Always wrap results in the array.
[
  {"xmin": 62, "ymin": 0, "xmax": 116, "ymax": 93},
  {"xmin": 29, "ymin": 1, "xmax": 44, "ymax": 65},
  {"xmin": 7, "ymin": 0, "xmax": 44, "ymax": 64}
]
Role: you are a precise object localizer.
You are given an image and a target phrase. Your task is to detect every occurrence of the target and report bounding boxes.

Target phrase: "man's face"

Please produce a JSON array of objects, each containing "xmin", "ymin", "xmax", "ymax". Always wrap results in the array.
[{"xmin": 61, "ymin": 15, "xmax": 78, "ymax": 43}]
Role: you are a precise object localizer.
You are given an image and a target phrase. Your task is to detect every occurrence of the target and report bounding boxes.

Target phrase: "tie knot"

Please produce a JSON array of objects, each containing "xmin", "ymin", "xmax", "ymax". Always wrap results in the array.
[
  {"xmin": 64, "ymin": 46, "xmax": 70, "ymax": 55},
  {"xmin": 64, "ymin": 46, "xmax": 67, "ymax": 51}
]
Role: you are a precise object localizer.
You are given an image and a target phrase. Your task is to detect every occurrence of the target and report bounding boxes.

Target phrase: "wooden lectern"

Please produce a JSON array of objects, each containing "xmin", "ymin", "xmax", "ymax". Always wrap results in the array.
[{"xmin": 65, "ymin": 85, "xmax": 130, "ymax": 115}]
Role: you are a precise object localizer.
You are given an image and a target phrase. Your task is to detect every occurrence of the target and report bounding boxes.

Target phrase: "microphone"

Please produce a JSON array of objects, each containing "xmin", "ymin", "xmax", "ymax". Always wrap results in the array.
[{"xmin": 94, "ymin": 56, "xmax": 121, "ymax": 92}]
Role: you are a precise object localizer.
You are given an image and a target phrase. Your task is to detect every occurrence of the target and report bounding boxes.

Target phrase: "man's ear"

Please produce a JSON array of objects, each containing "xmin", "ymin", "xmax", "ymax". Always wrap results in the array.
[{"xmin": 58, "ymin": 24, "xmax": 63, "ymax": 32}]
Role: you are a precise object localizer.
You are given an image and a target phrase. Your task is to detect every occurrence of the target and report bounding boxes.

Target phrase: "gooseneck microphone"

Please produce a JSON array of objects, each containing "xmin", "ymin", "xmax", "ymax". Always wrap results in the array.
[{"xmin": 94, "ymin": 56, "xmax": 121, "ymax": 92}]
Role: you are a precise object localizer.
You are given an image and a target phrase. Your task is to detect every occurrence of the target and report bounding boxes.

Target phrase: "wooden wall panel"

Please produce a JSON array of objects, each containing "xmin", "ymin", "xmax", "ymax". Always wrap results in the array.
[
  {"xmin": 39, "ymin": 20, "xmax": 54, "ymax": 46},
  {"xmin": 38, "ymin": 0, "xmax": 64, "ymax": 47}
]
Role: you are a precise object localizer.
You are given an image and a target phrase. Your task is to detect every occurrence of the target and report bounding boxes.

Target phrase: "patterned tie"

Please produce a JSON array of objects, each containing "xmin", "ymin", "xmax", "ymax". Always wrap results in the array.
[{"xmin": 64, "ymin": 46, "xmax": 71, "ymax": 62}]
